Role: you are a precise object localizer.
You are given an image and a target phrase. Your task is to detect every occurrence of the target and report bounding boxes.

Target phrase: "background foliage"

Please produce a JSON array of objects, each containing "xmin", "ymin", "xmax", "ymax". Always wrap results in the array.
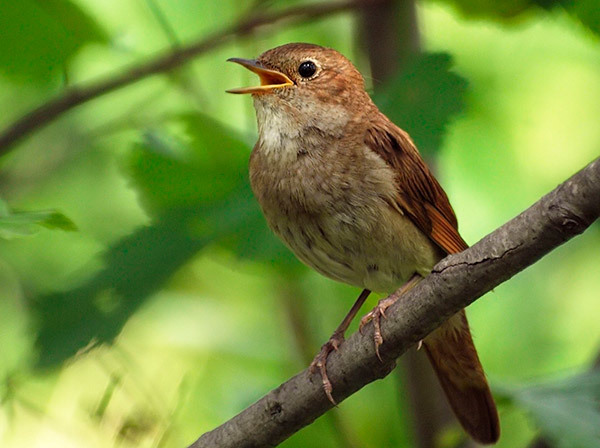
[{"xmin": 0, "ymin": 0, "xmax": 599, "ymax": 447}]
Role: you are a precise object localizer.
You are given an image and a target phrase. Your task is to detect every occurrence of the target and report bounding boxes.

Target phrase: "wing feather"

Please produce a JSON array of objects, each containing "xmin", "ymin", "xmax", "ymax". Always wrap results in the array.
[{"xmin": 365, "ymin": 120, "xmax": 468, "ymax": 255}]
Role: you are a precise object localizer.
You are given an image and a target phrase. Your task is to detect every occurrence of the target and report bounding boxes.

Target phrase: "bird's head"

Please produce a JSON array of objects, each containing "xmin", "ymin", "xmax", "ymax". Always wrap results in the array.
[{"xmin": 227, "ymin": 43, "xmax": 372, "ymax": 137}]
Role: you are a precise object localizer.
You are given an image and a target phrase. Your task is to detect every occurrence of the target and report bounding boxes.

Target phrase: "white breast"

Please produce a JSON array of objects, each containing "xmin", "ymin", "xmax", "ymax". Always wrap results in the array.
[{"xmin": 253, "ymin": 97, "xmax": 301, "ymax": 165}]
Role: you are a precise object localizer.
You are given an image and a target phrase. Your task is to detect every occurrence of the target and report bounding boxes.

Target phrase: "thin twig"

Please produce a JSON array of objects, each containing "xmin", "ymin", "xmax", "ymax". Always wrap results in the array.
[
  {"xmin": 0, "ymin": 0, "xmax": 374, "ymax": 156},
  {"xmin": 187, "ymin": 157, "xmax": 600, "ymax": 447},
  {"xmin": 145, "ymin": 0, "xmax": 181, "ymax": 46}
]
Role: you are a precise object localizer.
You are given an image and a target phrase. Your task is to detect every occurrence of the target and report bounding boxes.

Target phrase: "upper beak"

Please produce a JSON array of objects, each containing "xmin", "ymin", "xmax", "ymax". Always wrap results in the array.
[{"xmin": 226, "ymin": 58, "xmax": 294, "ymax": 94}]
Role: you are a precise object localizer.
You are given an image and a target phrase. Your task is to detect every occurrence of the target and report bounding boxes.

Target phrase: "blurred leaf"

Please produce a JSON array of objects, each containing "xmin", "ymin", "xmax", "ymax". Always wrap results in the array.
[
  {"xmin": 434, "ymin": 0, "xmax": 600, "ymax": 38},
  {"xmin": 129, "ymin": 114, "xmax": 295, "ymax": 265},
  {"xmin": 0, "ymin": 0, "xmax": 108, "ymax": 82},
  {"xmin": 373, "ymin": 52, "xmax": 468, "ymax": 159},
  {"xmin": 203, "ymin": 181, "xmax": 296, "ymax": 266},
  {"xmin": 496, "ymin": 371, "xmax": 600, "ymax": 448},
  {"xmin": 433, "ymin": 0, "xmax": 560, "ymax": 20},
  {"xmin": 35, "ymin": 116, "xmax": 296, "ymax": 368},
  {"xmin": 0, "ymin": 198, "xmax": 76, "ymax": 239},
  {"xmin": 129, "ymin": 115, "xmax": 249, "ymax": 214},
  {"xmin": 564, "ymin": 0, "xmax": 600, "ymax": 36},
  {"xmin": 35, "ymin": 207, "xmax": 210, "ymax": 367}
]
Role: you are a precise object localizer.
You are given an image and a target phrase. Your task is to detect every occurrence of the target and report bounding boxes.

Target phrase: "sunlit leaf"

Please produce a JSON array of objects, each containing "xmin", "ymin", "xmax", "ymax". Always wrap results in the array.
[{"xmin": 0, "ymin": 199, "xmax": 76, "ymax": 240}]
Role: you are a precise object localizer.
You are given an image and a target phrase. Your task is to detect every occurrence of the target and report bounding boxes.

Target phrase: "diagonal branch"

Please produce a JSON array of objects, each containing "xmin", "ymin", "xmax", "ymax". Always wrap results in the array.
[
  {"xmin": 187, "ymin": 157, "xmax": 600, "ymax": 448},
  {"xmin": 0, "ymin": 0, "xmax": 377, "ymax": 156}
]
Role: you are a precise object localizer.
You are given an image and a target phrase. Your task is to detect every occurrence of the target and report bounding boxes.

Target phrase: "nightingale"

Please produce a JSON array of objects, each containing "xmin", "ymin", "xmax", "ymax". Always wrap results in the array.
[{"xmin": 227, "ymin": 42, "xmax": 500, "ymax": 445}]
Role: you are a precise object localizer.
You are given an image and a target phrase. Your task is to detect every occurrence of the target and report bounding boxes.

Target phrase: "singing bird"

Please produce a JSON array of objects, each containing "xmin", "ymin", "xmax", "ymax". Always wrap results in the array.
[{"xmin": 227, "ymin": 43, "xmax": 500, "ymax": 444}]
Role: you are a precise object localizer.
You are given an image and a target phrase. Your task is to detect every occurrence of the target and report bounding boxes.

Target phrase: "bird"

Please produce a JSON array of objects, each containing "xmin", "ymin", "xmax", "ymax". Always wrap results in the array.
[{"xmin": 227, "ymin": 42, "xmax": 500, "ymax": 445}]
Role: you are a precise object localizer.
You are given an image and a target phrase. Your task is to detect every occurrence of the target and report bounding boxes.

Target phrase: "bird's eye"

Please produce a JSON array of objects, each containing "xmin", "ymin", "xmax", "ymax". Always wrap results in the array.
[{"xmin": 298, "ymin": 60, "xmax": 317, "ymax": 78}]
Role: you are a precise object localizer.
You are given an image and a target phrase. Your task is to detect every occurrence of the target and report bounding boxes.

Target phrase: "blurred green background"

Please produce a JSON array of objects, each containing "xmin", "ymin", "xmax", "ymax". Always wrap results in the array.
[{"xmin": 0, "ymin": 0, "xmax": 599, "ymax": 447}]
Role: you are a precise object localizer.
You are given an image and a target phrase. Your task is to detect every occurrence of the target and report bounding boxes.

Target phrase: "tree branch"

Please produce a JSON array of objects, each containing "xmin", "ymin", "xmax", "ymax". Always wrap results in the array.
[
  {"xmin": 0, "ymin": 0, "xmax": 378, "ymax": 156},
  {"xmin": 187, "ymin": 157, "xmax": 600, "ymax": 448}
]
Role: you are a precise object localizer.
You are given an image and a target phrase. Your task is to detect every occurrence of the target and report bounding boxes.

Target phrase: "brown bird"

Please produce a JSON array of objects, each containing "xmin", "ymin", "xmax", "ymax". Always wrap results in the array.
[{"xmin": 227, "ymin": 43, "xmax": 500, "ymax": 445}]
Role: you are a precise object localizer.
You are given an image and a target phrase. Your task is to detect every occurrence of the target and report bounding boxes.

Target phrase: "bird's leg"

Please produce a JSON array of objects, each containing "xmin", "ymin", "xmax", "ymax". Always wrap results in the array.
[
  {"xmin": 359, "ymin": 275, "xmax": 422, "ymax": 360},
  {"xmin": 310, "ymin": 288, "xmax": 371, "ymax": 404}
]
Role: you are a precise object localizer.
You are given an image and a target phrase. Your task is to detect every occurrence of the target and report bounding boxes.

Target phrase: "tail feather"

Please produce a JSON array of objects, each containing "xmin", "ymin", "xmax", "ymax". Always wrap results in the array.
[{"xmin": 423, "ymin": 310, "xmax": 500, "ymax": 445}]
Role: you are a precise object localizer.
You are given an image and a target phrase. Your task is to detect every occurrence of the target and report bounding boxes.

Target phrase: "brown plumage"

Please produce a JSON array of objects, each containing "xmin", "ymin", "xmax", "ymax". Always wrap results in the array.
[
  {"xmin": 228, "ymin": 42, "xmax": 500, "ymax": 444},
  {"xmin": 365, "ymin": 118, "xmax": 499, "ymax": 444}
]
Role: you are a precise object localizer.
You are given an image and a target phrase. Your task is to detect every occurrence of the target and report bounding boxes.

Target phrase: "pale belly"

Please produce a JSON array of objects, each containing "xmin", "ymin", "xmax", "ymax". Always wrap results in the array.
[{"xmin": 263, "ymin": 196, "xmax": 441, "ymax": 293}]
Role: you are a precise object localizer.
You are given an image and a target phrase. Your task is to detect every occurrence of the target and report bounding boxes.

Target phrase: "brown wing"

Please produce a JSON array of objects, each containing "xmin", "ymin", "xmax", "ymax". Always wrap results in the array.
[{"xmin": 365, "ymin": 119, "xmax": 468, "ymax": 255}]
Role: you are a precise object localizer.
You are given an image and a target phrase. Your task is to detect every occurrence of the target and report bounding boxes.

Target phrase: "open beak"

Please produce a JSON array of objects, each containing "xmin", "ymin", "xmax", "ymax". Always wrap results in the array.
[{"xmin": 226, "ymin": 58, "xmax": 294, "ymax": 94}]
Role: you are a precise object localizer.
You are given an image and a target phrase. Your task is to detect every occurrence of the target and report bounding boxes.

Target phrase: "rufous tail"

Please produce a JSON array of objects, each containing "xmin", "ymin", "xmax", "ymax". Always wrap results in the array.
[{"xmin": 423, "ymin": 310, "xmax": 500, "ymax": 445}]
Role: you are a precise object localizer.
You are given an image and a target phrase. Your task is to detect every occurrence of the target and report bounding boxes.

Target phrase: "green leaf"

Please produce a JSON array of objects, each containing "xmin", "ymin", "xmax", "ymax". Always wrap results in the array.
[
  {"xmin": 0, "ymin": 0, "xmax": 108, "ymax": 82},
  {"xmin": 128, "ymin": 115, "xmax": 249, "ymax": 215},
  {"xmin": 495, "ymin": 371, "xmax": 600, "ymax": 448},
  {"xmin": 565, "ymin": 0, "xmax": 600, "ymax": 36},
  {"xmin": 433, "ymin": 0, "xmax": 560, "ymax": 20},
  {"xmin": 128, "ymin": 115, "xmax": 296, "ymax": 265},
  {"xmin": 34, "ymin": 208, "xmax": 209, "ymax": 367},
  {"xmin": 433, "ymin": 0, "xmax": 600, "ymax": 38},
  {"xmin": 0, "ymin": 198, "xmax": 76, "ymax": 239},
  {"xmin": 35, "ymin": 116, "xmax": 297, "ymax": 368},
  {"xmin": 373, "ymin": 52, "xmax": 468, "ymax": 159}
]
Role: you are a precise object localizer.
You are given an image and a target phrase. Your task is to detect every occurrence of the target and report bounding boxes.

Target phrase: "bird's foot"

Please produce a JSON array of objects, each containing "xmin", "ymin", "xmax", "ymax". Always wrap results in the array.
[
  {"xmin": 359, "ymin": 293, "xmax": 401, "ymax": 361},
  {"xmin": 309, "ymin": 330, "xmax": 345, "ymax": 405},
  {"xmin": 359, "ymin": 276, "xmax": 421, "ymax": 360}
]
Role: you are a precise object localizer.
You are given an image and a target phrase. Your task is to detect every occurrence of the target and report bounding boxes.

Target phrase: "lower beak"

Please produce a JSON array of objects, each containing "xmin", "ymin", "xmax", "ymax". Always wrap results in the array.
[{"xmin": 226, "ymin": 58, "xmax": 294, "ymax": 94}]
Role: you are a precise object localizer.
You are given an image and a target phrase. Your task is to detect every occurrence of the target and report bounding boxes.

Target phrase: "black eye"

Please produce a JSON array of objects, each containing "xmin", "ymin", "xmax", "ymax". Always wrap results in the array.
[{"xmin": 298, "ymin": 60, "xmax": 317, "ymax": 78}]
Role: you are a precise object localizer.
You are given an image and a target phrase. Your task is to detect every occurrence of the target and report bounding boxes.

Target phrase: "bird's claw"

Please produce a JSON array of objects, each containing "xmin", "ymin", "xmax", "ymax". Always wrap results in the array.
[
  {"xmin": 359, "ymin": 295, "xmax": 399, "ymax": 361},
  {"xmin": 309, "ymin": 332, "xmax": 345, "ymax": 405}
]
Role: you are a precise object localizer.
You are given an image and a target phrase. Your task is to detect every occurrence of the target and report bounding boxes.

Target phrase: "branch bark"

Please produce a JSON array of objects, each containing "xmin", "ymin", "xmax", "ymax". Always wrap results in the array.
[
  {"xmin": 0, "ymin": 0, "xmax": 379, "ymax": 157},
  {"xmin": 188, "ymin": 157, "xmax": 600, "ymax": 448}
]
